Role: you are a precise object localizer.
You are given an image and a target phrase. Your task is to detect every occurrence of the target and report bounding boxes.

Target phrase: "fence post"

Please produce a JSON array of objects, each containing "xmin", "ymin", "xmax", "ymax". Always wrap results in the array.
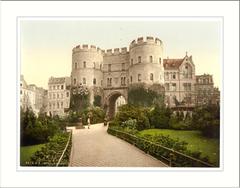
[{"xmin": 169, "ymin": 150, "xmax": 174, "ymax": 167}]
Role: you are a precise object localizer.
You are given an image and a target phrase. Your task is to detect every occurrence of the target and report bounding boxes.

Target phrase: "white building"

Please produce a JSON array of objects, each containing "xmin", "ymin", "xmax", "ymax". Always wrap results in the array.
[
  {"xmin": 163, "ymin": 53, "xmax": 196, "ymax": 107},
  {"xmin": 20, "ymin": 75, "xmax": 47, "ymax": 115},
  {"xmin": 47, "ymin": 77, "xmax": 71, "ymax": 117}
]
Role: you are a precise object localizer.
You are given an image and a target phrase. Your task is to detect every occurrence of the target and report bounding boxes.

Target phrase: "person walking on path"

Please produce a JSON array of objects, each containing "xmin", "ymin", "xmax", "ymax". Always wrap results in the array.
[{"xmin": 87, "ymin": 116, "xmax": 91, "ymax": 129}]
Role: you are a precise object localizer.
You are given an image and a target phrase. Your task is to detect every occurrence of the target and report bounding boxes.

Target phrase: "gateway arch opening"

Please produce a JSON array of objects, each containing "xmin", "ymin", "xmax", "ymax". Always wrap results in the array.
[{"xmin": 107, "ymin": 93, "xmax": 126, "ymax": 119}]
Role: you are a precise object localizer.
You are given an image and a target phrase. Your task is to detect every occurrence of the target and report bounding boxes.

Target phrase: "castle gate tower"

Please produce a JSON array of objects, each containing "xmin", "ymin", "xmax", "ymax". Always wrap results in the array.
[
  {"xmin": 71, "ymin": 44, "xmax": 104, "ymax": 105},
  {"xmin": 128, "ymin": 36, "xmax": 164, "ymax": 86}
]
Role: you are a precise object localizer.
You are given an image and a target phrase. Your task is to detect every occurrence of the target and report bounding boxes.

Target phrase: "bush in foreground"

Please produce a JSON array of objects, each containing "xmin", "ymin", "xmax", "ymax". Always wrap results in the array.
[
  {"xmin": 25, "ymin": 132, "xmax": 72, "ymax": 166},
  {"xmin": 21, "ymin": 108, "xmax": 61, "ymax": 146}
]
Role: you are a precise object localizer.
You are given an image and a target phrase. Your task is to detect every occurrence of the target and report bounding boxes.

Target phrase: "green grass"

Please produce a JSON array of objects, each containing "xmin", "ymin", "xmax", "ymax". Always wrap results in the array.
[
  {"xmin": 20, "ymin": 144, "xmax": 45, "ymax": 166},
  {"xmin": 138, "ymin": 129, "xmax": 219, "ymax": 165}
]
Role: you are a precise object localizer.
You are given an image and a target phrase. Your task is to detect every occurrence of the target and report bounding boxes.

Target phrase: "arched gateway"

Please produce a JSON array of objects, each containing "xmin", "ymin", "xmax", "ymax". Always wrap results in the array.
[
  {"xmin": 70, "ymin": 36, "xmax": 165, "ymax": 118},
  {"xmin": 104, "ymin": 90, "xmax": 128, "ymax": 119}
]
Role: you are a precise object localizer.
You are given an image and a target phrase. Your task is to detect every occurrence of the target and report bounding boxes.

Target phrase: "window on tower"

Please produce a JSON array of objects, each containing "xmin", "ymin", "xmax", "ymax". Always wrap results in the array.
[
  {"xmin": 107, "ymin": 78, "xmax": 112, "ymax": 87},
  {"xmin": 83, "ymin": 77, "xmax": 86, "ymax": 84},
  {"xmin": 138, "ymin": 74, "xmax": 141, "ymax": 82},
  {"xmin": 150, "ymin": 73, "xmax": 154, "ymax": 81},
  {"xmin": 75, "ymin": 62, "xmax": 77, "ymax": 69},
  {"xmin": 138, "ymin": 56, "xmax": 141, "ymax": 63},
  {"xmin": 83, "ymin": 61, "xmax": 86, "ymax": 68},
  {"xmin": 131, "ymin": 59, "xmax": 133, "ymax": 66},
  {"xmin": 93, "ymin": 78, "xmax": 96, "ymax": 85},
  {"xmin": 149, "ymin": 56, "xmax": 153, "ymax": 63}
]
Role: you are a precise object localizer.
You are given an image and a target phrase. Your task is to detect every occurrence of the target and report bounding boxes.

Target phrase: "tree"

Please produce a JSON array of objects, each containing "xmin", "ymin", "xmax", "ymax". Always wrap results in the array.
[
  {"xmin": 149, "ymin": 104, "xmax": 172, "ymax": 129},
  {"xmin": 70, "ymin": 85, "xmax": 90, "ymax": 113},
  {"xmin": 191, "ymin": 103, "xmax": 220, "ymax": 138},
  {"xmin": 128, "ymin": 85, "xmax": 164, "ymax": 107},
  {"xmin": 93, "ymin": 95, "xmax": 102, "ymax": 107}
]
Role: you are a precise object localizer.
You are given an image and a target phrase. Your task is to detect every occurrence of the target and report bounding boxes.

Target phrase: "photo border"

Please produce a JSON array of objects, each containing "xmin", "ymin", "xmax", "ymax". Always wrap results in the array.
[{"xmin": 17, "ymin": 16, "xmax": 224, "ymax": 173}]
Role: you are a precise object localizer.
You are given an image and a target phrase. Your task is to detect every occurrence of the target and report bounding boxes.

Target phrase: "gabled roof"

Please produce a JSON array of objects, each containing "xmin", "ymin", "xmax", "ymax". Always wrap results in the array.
[
  {"xmin": 163, "ymin": 58, "xmax": 184, "ymax": 70},
  {"xmin": 48, "ymin": 77, "xmax": 71, "ymax": 85},
  {"xmin": 163, "ymin": 55, "xmax": 192, "ymax": 70}
]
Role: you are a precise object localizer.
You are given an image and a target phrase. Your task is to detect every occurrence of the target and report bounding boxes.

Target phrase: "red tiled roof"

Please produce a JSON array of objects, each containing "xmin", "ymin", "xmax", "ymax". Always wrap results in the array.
[{"xmin": 163, "ymin": 58, "xmax": 184, "ymax": 70}]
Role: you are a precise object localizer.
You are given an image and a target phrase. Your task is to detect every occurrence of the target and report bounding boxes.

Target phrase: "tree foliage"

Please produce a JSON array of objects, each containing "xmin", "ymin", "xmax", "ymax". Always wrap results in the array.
[
  {"xmin": 191, "ymin": 103, "xmax": 220, "ymax": 138},
  {"xmin": 20, "ymin": 107, "xmax": 61, "ymax": 146},
  {"xmin": 69, "ymin": 88, "xmax": 90, "ymax": 113},
  {"xmin": 114, "ymin": 104, "xmax": 150, "ymax": 131},
  {"xmin": 93, "ymin": 95, "xmax": 102, "ymax": 107},
  {"xmin": 148, "ymin": 104, "xmax": 172, "ymax": 129},
  {"xmin": 128, "ymin": 85, "xmax": 164, "ymax": 107}
]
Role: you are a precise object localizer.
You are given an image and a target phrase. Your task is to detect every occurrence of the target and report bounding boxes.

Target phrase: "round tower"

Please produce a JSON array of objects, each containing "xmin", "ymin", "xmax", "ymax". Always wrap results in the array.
[
  {"xmin": 128, "ymin": 36, "xmax": 164, "ymax": 85},
  {"xmin": 71, "ymin": 44, "xmax": 104, "ymax": 104}
]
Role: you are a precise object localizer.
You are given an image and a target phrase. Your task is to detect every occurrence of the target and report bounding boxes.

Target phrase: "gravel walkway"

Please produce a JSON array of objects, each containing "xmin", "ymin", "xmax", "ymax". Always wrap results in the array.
[{"xmin": 69, "ymin": 123, "xmax": 167, "ymax": 167}]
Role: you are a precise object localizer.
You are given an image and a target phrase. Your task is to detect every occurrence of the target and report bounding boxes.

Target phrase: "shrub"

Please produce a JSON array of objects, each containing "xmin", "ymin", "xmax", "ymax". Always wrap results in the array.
[
  {"xmin": 20, "ymin": 108, "xmax": 61, "ymax": 146},
  {"xmin": 26, "ymin": 132, "xmax": 71, "ymax": 166},
  {"xmin": 121, "ymin": 119, "xmax": 137, "ymax": 129},
  {"xmin": 192, "ymin": 103, "xmax": 220, "ymax": 138},
  {"xmin": 108, "ymin": 121, "xmax": 119, "ymax": 128},
  {"xmin": 201, "ymin": 119, "xmax": 220, "ymax": 138},
  {"xmin": 149, "ymin": 104, "xmax": 172, "ymax": 129},
  {"xmin": 114, "ymin": 104, "xmax": 150, "ymax": 130},
  {"xmin": 66, "ymin": 110, "xmax": 80, "ymax": 123},
  {"xmin": 138, "ymin": 133, "xmax": 188, "ymax": 153},
  {"xmin": 81, "ymin": 107, "xmax": 106, "ymax": 125},
  {"xmin": 169, "ymin": 115, "xmax": 192, "ymax": 130}
]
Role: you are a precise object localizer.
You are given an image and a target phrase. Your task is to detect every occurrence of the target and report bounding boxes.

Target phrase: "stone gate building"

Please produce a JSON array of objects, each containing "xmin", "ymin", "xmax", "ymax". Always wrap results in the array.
[{"xmin": 71, "ymin": 36, "xmax": 166, "ymax": 117}]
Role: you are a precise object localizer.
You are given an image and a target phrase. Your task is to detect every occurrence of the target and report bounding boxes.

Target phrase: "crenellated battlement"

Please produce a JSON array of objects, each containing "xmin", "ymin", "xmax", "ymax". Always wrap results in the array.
[
  {"xmin": 72, "ymin": 44, "xmax": 102, "ymax": 54},
  {"xmin": 129, "ymin": 36, "xmax": 163, "ymax": 49},
  {"xmin": 72, "ymin": 36, "xmax": 163, "ymax": 56},
  {"xmin": 103, "ymin": 47, "xmax": 129, "ymax": 56}
]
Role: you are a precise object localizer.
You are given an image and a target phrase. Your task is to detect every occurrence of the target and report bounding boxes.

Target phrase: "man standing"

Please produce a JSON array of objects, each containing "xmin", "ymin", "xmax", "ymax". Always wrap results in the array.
[{"xmin": 87, "ymin": 116, "xmax": 91, "ymax": 129}]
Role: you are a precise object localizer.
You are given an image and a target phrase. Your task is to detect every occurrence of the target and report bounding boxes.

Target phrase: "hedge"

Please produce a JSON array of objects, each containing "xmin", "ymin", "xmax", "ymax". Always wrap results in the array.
[{"xmin": 107, "ymin": 127, "xmax": 215, "ymax": 167}]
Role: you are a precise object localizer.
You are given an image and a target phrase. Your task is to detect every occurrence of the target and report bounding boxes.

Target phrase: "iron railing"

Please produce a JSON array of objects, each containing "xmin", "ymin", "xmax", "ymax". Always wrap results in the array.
[{"xmin": 108, "ymin": 128, "xmax": 215, "ymax": 167}]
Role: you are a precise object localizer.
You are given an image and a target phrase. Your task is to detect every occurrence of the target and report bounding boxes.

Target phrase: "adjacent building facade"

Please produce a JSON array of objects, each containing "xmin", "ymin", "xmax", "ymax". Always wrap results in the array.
[
  {"xmin": 47, "ymin": 77, "xmax": 71, "ymax": 117},
  {"xmin": 195, "ymin": 74, "xmax": 220, "ymax": 106},
  {"xmin": 20, "ymin": 75, "xmax": 47, "ymax": 115},
  {"xmin": 163, "ymin": 54, "xmax": 196, "ymax": 107}
]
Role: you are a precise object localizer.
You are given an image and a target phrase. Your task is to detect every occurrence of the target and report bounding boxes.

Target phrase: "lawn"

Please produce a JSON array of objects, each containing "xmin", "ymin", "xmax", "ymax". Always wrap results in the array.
[
  {"xmin": 138, "ymin": 129, "xmax": 219, "ymax": 165},
  {"xmin": 20, "ymin": 144, "xmax": 45, "ymax": 166}
]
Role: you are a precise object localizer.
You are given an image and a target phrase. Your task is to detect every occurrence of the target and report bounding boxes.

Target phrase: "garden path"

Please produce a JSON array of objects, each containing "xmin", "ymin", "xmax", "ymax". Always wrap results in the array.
[{"xmin": 69, "ymin": 123, "xmax": 167, "ymax": 167}]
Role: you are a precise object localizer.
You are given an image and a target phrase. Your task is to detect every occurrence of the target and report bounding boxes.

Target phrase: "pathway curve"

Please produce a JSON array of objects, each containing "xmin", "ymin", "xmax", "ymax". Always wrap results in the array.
[{"xmin": 69, "ymin": 123, "xmax": 167, "ymax": 167}]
